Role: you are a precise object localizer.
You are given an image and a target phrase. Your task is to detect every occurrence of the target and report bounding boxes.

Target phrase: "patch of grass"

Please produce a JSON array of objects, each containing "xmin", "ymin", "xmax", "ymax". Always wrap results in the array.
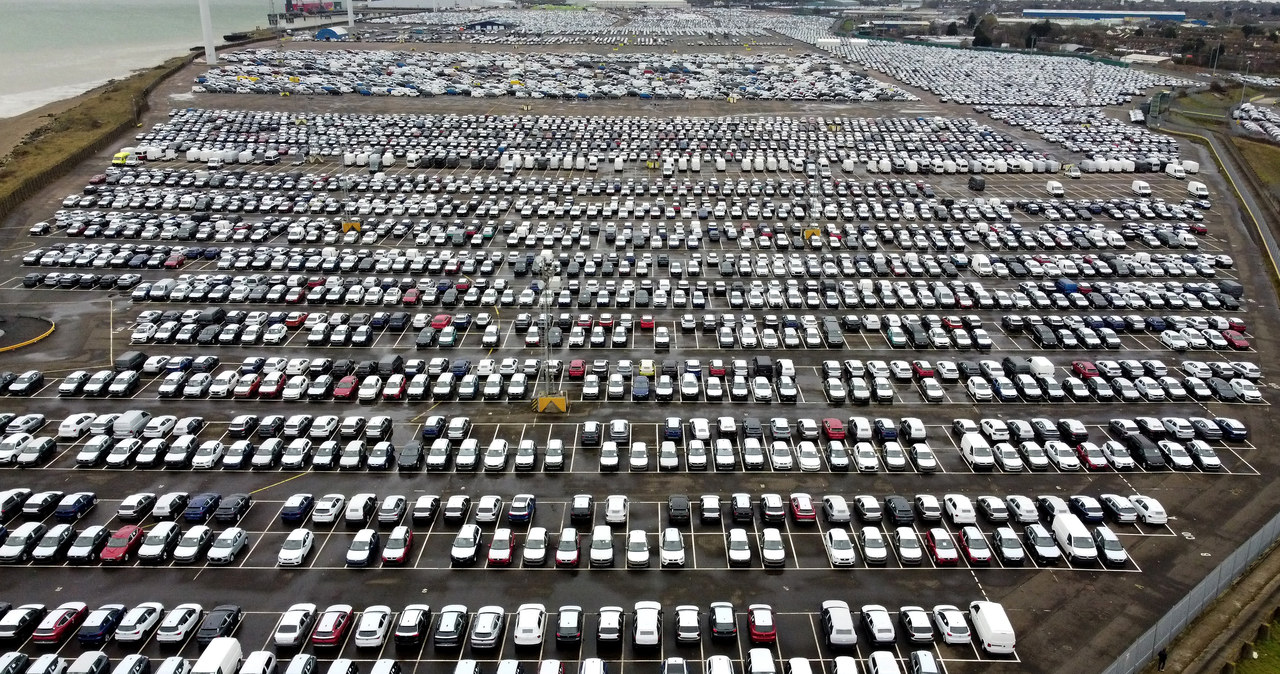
[
  {"xmin": 1235, "ymin": 622, "xmax": 1280, "ymax": 674},
  {"xmin": 1173, "ymin": 86, "xmax": 1267, "ymax": 117},
  {"xmin": 1231, "ymin": 136, "xmax": 1280, "ymax": 203},
  {"xmin": 0, "ymin": 55, "xmax": 189, "ymax": 201}
]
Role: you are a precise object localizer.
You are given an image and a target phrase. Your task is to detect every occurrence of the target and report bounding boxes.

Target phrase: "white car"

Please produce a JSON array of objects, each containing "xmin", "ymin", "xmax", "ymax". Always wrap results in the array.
[
  {"xmin": 726, "ymin": 528, "xmax": 751, "ymax": 566},
  {"xmin": 660, "ymin": 527, "xmax": 685, "ymax": 567},
  {"xmin": 273, "ymin": 603, "xmax": 318, "ymax": 647},
  {"xmin": 931, "ymin": 605, "xmax": 971, "ymax": 644},
  {"xmin": 352, "ymin": 606, "xmax": 392, "ymax": 648},
  {"xmin": 512, "ymin": 604, "xmax": 546, "ymax": 646},
  {"xmin": 861, "ymin": 527, "xmax": 889, "ymax": 566},
  {"xmin": 155, "ymin": 604, "xmax": 203, "ymax": 644},
  {"xmin": 760, "ymin": 528, "xmax": 786, "ymax": 567},
  {"xmin": 114, "ymin": 602, "xmax": 164, "ymax": 643},
  {"xmin": 942, "ymin": 494, "xmax": 976, "ymax": 524},
  {"xmin": 625, "ymin": 529, "xmax": 650, "ymax": 568},
  {"xmin": 1129, "ymin": 494, "xmax": 1168, "ymax": 525},
  {"xmin": 1231, "ymin": 378, "xmax": 1263, "ymax": 402},
  {"xmin": 278, "ymin": 528, "xmax": 314, "ymax": 566},
  {"xmin": 823, "ymin": 529, "xmax": 857, "ymax": 567}
]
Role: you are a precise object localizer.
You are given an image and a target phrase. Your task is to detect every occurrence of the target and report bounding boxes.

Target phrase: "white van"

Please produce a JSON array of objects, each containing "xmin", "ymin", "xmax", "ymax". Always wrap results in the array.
[
  {"xmin": 191, "ymin": 638, "xmax": 242, "ymax": 674},
  {"xmin": 970, "ymin": 254, "xmax": 993, "ymax": 277},
  {"xmin": 746, "ymin": 649, "xmax": 777, "ymax": 674},
  {"xmin": 959, "ymin": 433, "xmax": 995, "ymax": 470},
  {"xmin": 1165, "ymin": 163, "xmax": 1186, "ymax": 179},
  {"xmin": 1131, "ymin": 180, "xmax": 1151, "ymax": 196},
  {"xmin": 1027, "ymin": 357, "xmax": 1054, "ymax": 378},
  {"xmin": 1051, "ymin": 513, "xmax": 1097, "ymax": 563},
  {"xmin": 1187, "ymin": 180, "xmax": 1209, "ymax": 197},
  {"xmin": 968, "ymin": 601, "xmax": 1016, "ymax": 654},
  {"xmin": 1045, "ymin": 180, "xmax": 1064, "ymax": 197}
]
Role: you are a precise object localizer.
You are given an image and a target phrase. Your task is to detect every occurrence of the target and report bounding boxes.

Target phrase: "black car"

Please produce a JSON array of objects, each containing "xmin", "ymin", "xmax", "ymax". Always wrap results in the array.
[
  {"xmin": 730, "ymin": 494, "xmax": 753, "ymax": 523},
  {"xmin": 397, "ymin": 442, "xmax": 424, "ymax": 471},
  {"xmin": 213, "ymin": 493, "xmax": 252, "ymax": 523},
  {"xmin": 883, "ymin": 495, "xmax": 914, "ymax": 525},
  {"xmin": 668, "ymin": 495, "xmax": 691, "ymax": 524},
  {"xmin": 195, "ymin": 605, "xmax": 242, "ymax": 646},
  {"xmin": 569, "ymin": 495, "xmax": 594, "ymax": 523},
  {"xmin": 0, "ymin": 604, "xmax": 45, "ymax": 640}
]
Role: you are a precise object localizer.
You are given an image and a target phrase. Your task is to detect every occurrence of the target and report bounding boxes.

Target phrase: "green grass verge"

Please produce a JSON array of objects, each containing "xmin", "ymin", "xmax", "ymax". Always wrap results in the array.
[
  {"xmin": 1231, "ymin": 136, "xmax": 1280, "ymax": 203},
  {"xmin": 0, "ymin": 55, "xmax": 189, "ymax": 202},
  {"xmin": 1235, "ymin": 622, "xmax": 1280, "ymax": 674}
]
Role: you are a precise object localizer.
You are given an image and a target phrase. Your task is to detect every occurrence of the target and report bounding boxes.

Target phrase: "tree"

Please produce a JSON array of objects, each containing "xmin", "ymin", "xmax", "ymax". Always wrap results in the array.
[
  {"xmin": 1134, "ymin": 27, "xmax": 1144, "ymax": 37},
  {"xmin": 1242, "ymin": 23, "xmax": 1262, "ymax": 38},
  {"xmin": 965, "ymin": 11, "xmax": 977, "ymax": 28},
  {"xmin": 1159, "ymin": 24, "xmax": 1178, "ymax": 39},
  {"xmin": 945, "ymin": 21, "xmax": 958, "ymax": 36},
  {"xmin": 1029, "ymin": 19, "xmax": 1053, "ymax": 38}
]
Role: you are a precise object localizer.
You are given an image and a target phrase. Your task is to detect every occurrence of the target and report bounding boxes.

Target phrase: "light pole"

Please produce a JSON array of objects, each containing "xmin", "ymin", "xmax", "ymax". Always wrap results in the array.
[
  {"xmin": 1210, "ymin": 39, "xmax": 1222, "ymax": 79},
  {"xmin": 1239, "ymin": 60, "xmax": 1251, "ymax": 109}
]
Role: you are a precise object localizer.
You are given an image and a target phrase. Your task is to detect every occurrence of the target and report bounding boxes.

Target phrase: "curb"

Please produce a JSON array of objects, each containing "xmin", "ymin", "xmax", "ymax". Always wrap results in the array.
[{"xmin": 0, "ymin": 320, "xmax": 55, "ymax": 353}]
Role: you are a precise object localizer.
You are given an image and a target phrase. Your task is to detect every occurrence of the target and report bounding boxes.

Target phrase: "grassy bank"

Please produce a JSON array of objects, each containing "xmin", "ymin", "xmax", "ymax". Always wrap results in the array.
[
  {"xmin": 0, "ymin": 54, "xmax": 190, "ymax": 213},
  {"xmin": 1232, "ymin": 136, "xmax": 1280, "ymax": 204},
  {"xmin": 1235, "ymin": 622, "xmax": 1280, "ymax": 674}
]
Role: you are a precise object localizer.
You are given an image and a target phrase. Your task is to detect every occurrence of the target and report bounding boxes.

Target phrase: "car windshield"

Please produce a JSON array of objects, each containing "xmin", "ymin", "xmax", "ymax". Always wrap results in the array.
[{"xmin": 352, "ymin": 537, "xmax": 373, "ymax": 551}]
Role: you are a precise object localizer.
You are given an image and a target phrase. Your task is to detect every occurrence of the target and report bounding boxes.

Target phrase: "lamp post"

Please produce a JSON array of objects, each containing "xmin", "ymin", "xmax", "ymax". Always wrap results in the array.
[{"xmin": 1239, "ymin": 60, "xmax": 1251, "ymax": 109}]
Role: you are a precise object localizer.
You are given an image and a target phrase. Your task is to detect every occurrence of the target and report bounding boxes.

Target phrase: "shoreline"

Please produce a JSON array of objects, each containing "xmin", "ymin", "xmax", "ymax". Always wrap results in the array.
[{"xmin": 0, "ymin": 88, "xmax": 100, "ymax": 165}]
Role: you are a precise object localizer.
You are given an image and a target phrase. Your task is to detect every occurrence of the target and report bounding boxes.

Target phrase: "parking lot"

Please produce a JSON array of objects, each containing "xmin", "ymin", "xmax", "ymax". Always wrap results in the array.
[{"xmin": 0, "ymin": 13, "xmax": 1277, "ymax": 674}]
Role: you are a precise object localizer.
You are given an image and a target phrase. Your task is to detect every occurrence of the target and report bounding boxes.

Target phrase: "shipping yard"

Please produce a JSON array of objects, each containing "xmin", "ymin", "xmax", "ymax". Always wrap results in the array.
[{"xmin": 0, "ymin": 7, "xmax": 1275, "ymax": 674}]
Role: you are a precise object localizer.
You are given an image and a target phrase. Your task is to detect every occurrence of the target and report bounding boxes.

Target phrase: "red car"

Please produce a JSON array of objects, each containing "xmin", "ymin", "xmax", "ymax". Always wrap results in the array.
[
  {"xmin": 926, "ymin": 528, "xmax": 959, "ymax": 565},
  {"xmin": 99, "ymin": 525, "xmax": 143, "ymax": 564},
  {"xmin": 402, "ymin": 289, "xmax": 421, "ymax": 306},
  {"xmin": 911, "ymin": 360, "xmax": 934, "ymax": 378},
  {"xmin": 1071, "ymin": 361, "xmax": 1099, "ymax": 378},
  {"xmin": 430, "ymin": 314, "xmax": 452, "ymax": 330},
  {"xmin": 1228, "ymin": 318, "xmax": 1247, "ymax": 333},
  {"xmin": 486, "ymin": 529, "xmax": 515, "ymax": 566},
  {"xmin": 284, "ymin": 288, "xmax": 304, "ymax": 304},
  {"xmin": 789, "ymin": 493, "xmax": 817, "ymax": 524},
  {"xmin": 31, "ymin": 602, "xmax": 87, "ymax": 643},
  {"xmin": 708, "ymin": 361, "xmax": 727, "ymax": 376},
  {"xmin": 1075, "ymin": 443, "xmax": 1109, "ymax": 470},
  {"xmin": 1222, "ymin": 330, "xmax": 1250, "ymax": 350},
  {"xmin": 163, "ymin": 254, "xmax": 186, "ymax": 269},
  {"xmin": 233, "ymin": 373, "xmax": 262, "ymax": 399},
  {"xmin": 311, "ymin": 605, "xmax": 353, "ymax": 646},
  {"xmin": 381, "ymin": 528, "xmax": 414, "ymax": 565},
  {"xmin": 596, "ymin": 314, "xmax": 614, "ymax": 328},
  {"xmin": 639, "ymin": 315, "xmax": 656, "ymax": 329},
  {"xmin": 822, "ymin": 418, "xmax": 845, "ymax": 440},
  {"xmin": 258, "ymin": 372, "xmax": 286, "ymax": 399},
  {"xmin": 567, "ymin": 360, "xmax": 587, "ymax": 380},
  {"xmin": 747, "ymin": 604, "xmax": 776, "ymax": 644},
  {"xmin": 958, "ymin": 527, "xmax": 992, "ymax": 565},
  {"xmin": 941, "ymin": 316, "xmax": 964, "ymax": 330},
  {"xmin": 382, "ymin": 375, "xmax": 407, "ymax": 401},
  {"xmin": 332, "ymin": 376, "xmax": 360, "ymax": 400}
]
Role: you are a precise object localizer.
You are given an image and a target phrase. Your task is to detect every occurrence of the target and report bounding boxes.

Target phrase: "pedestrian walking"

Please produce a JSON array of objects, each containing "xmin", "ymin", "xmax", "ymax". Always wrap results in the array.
[{"xmin": 1158, "ymin": 648, "xmax": 1168, "ymax": 671}]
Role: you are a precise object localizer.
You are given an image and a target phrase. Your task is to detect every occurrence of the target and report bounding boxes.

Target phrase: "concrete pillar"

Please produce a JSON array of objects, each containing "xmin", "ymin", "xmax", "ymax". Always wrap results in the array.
[
  {"xmin": 197, "ymin": 0, "xmax": 217, "ymax": 64},
  {"xmin": 347, "ymin": 0, "xmax": 354, "ymax": 27}
]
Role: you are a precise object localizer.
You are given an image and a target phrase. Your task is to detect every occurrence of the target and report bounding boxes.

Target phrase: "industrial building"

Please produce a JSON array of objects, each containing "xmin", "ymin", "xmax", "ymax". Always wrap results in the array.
[{"xmin": 1022, "ymin": 9, "xmax": 1185, "ymax": 23}]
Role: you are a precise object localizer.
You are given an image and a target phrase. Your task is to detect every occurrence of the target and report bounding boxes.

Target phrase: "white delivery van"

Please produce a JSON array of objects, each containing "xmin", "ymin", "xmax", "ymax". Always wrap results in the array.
[
  {"xmin": 970, "ymin": 254, "xmax": 993, "ymax": 277},
  {"xmin": 968, "ymin": 601, "xmax": 1016, "ymax": 654},
  {"xmin": 959, "ymin": 433, "xmax": 995, "ymax": 470},
  {"xmin": 1164, "ymin": 163, "xmax": 1186, "ymax": 179},
  {"xmin": 1187, "ymin": 181, "xmax": 1209, "ymax": 197},
  {"xmin": 1045, "ymin": 180, "xmax": 1064, "ymax": 197},
  {"xmin": 1027, "ymin": 357, "xmax": 1054, "ymax": 378},
  {"xmin": 1051, "ymin": 513, "xmax": 1098, "ymax": 563},
  {"xmin": 1131, "ymin": 180, "xmax": 1151, "ymax": 196},
  {"xmin": 113, "ymin": 410, "xmax": 153, "ymax": 440},
  {"xmin": 192, "ymin": 638, "xmax": 242, "ymax": 674}
]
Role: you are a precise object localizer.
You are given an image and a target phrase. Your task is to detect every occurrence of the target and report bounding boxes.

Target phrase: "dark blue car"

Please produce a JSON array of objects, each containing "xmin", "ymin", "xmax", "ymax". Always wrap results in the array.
[
  {"xmin": 184, "ymin": 493, "xmax": 221, "ymax": 523},
  {"xmin": 76, "ymin": 604, "xmax": 125, "ymax": 645},
  {"xmin": 54, "ymin": 492, "xmax": 97, "ymax": 521},
  {"xmin": 280, "ymin": 494, "xmax": 314, "ymax": 523}
]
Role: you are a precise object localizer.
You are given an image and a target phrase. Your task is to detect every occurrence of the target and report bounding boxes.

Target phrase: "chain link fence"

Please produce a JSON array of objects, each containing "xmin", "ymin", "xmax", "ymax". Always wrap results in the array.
[{"xmin": 1103, "ymin": 509, "xmax": 1280, "ymax": 674}]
